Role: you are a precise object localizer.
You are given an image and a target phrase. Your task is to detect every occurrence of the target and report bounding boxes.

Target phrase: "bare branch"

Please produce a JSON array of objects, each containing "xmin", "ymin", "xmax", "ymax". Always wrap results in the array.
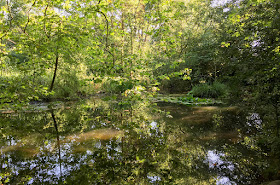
[
  {"xmin": 96, "ymin": 10, "xmax": 109, "ymax": 48},
  {"xmin": 23, "ymin": 0, "xmax": 37, "ymax": 33},
  {"xmin": 7, "ymin": 39, "xmax": 16, "ymax": 45},
  {"xmin": 0, "ymin": 32, "xmax": 7, "ymax": 40},
  {"xmin": 44, "ymin": 2, "xmax": 50, "ymax": 38}
]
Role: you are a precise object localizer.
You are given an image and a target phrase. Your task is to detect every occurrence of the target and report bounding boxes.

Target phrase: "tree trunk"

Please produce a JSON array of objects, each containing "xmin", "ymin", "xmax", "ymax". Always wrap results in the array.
[{"xmin": 49, "ymin": 50, "xmax": 59, "ymax": 92}]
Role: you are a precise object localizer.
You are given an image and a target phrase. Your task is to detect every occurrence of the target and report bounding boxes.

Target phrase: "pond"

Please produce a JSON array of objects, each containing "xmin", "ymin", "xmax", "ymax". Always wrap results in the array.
[{"xmin": 0, "ymin": 96, "xmax": 273, "ymax": 184}]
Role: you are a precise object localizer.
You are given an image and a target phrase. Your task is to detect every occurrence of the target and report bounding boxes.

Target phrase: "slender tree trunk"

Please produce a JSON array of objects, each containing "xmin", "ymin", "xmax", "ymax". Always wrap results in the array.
[{"xmin": 49, "ymin": 49, "xmax": 59, "ymax": 92}]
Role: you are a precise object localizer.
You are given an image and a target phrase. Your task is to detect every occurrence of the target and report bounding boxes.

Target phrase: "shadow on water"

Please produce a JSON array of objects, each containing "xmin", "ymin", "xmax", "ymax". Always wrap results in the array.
[{"xmin": 0, "ymin": 97, "xmax": 279, "ymax": 184}]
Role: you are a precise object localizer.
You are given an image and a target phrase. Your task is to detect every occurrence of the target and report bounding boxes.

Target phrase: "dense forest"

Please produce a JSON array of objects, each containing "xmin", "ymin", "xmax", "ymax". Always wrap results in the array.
[
  {"xmin": 0, "ymin": 0, "xmax": 280, "ymax": 184},
  {"xmin": 1, "ymin": 0, "xmax": 279, "ymax": 106}
]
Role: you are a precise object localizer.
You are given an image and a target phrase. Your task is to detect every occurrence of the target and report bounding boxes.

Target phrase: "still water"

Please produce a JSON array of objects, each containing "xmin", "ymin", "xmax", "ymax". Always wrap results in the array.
[{"xmin": 0, "ymin": 97, "xmax": 268, "ymax": 184}]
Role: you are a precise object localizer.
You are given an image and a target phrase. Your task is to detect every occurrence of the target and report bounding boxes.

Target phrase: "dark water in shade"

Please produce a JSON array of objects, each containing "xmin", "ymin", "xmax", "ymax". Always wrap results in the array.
[{"xmin": 0, "ymin": 97, "xmax": 273, "ymax": 184}]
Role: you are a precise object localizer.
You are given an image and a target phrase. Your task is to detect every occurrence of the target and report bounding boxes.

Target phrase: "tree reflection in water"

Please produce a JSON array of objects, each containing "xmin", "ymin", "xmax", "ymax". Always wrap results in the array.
[{"xmin": 0, "ymin": 98, "xmax": 278, "ymax": 184}]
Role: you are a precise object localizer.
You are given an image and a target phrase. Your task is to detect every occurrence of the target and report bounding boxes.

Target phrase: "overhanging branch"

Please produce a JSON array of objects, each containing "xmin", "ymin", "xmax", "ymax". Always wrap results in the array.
[
  {"xmin": 44, "ymin": 2, "xmax": 50, "ymax": 38},
  {"xmin": 23, "ymin": 0, "xmax": 37, "ymax": 33},
  {"xmin": 96, "ymin": 10, "xmax": 109, "ymax": 48}
]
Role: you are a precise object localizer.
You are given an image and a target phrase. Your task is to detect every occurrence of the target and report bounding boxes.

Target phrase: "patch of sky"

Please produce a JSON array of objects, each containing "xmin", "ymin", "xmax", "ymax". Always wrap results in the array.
[
  {"xmin": 207, "ymin": 150, "xmax": 236, "ymax": 185},
  {"xmin": 223, "ymin": 7, "xmax": 230, "ymax": 12},
  {"xmin": 150, "ymin": 121, "xmax": 158, "ymax": 129},
  {"xmin": 148, "ymin": 175, "xmax": 161, "ymax": 183},
  {"xmin": 251, "ymin": 39, "xmax": 262, "ymax": 47},
  {"xmin": 5, "ymin": 136, "xmax": 17, "ymax": 146},
  {"xmin": 28, "ymin": 178, "xmax": 34, "ymax": 184},
  {"xmin": 54, "ymin": 7, "xmax": 71, "ymax": 18},
  {"xmin": 216, "ymin": 176, "xmax": 237, "ymax": 185},
  {"xmin": 86, "ymin": 150, "xmax": 93, "ymax": 155},
  {"xmin": 95, "ymin": 140, "xmax": 102, "ymax": 148},
  {"xmin": 246, "ymin": 113, "xmax": 262, "ymax": 133},
  {"xmin": 211, "ymin": 0, "xmax": 233, "ymax": 7},
  {"xmin": 211, "ymin": 0, "xmax": 243, "ymax": 12}
]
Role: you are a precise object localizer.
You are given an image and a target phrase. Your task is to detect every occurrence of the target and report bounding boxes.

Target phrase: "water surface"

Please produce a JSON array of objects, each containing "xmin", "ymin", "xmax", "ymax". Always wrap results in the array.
[{"xmin": 0, "ymin": 97, "xmax": 267, "ymax": 184}]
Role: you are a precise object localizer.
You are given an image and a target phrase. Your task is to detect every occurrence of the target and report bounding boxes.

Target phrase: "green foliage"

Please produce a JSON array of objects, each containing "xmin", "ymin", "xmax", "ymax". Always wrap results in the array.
[
  {"xmin": 159, "ymin": 77, "xmax": 192, "ymax": 93},
  {"xmin": 1, "ymin": 0, "xmax": 280, "ymax": 183},
  {"xmin": 177, "ymin": 94, "xmax": 210, "ymax": 104},
  {"xmin": 154, "ymin": 94, "xmax": 219, "ymax": 106},
  {"xmin": 190, "ymin": 82, "xmax": 229, "ymax": 98},
  {"xmin": 218, "ymin": 0, "xmax": 280, "ymax": 104},
  {"xmin": 0, "ymin": 75, "xmax": 52, "ymax": 109},
  {"xmin": 52, "ymin": 70, "xmax": 81, "ymax": 99},
  {"xmin": 0, "ymin": 0, "xmax": 218, "ymax": 104},
  {"xmin": 102, "ymin": 78, "xmax": 134, "ymax": 94},
  {"xmin": 7, "ymin": 51, "xmax": 29, "ymax": 64}
]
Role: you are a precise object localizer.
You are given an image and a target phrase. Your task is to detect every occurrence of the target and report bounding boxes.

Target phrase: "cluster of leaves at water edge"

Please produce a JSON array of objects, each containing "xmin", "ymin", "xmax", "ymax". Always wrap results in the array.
[{"xmin": 154, "ymin": 94, "xmax": 222, "ymax": 106}]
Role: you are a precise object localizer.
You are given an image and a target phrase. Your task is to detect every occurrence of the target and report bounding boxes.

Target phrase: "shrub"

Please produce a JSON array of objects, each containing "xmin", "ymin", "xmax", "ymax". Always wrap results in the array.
[
  {"xmin": 190, "ymin": 81, "xmax": 228, "ymax": 98},
  {"xmin": 102, "ymin": 78, "xmax": 134, "ymax": 94},
  {"xmin": 53, "ymin": 70, "xmax": 80, "ymax": 99}
]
